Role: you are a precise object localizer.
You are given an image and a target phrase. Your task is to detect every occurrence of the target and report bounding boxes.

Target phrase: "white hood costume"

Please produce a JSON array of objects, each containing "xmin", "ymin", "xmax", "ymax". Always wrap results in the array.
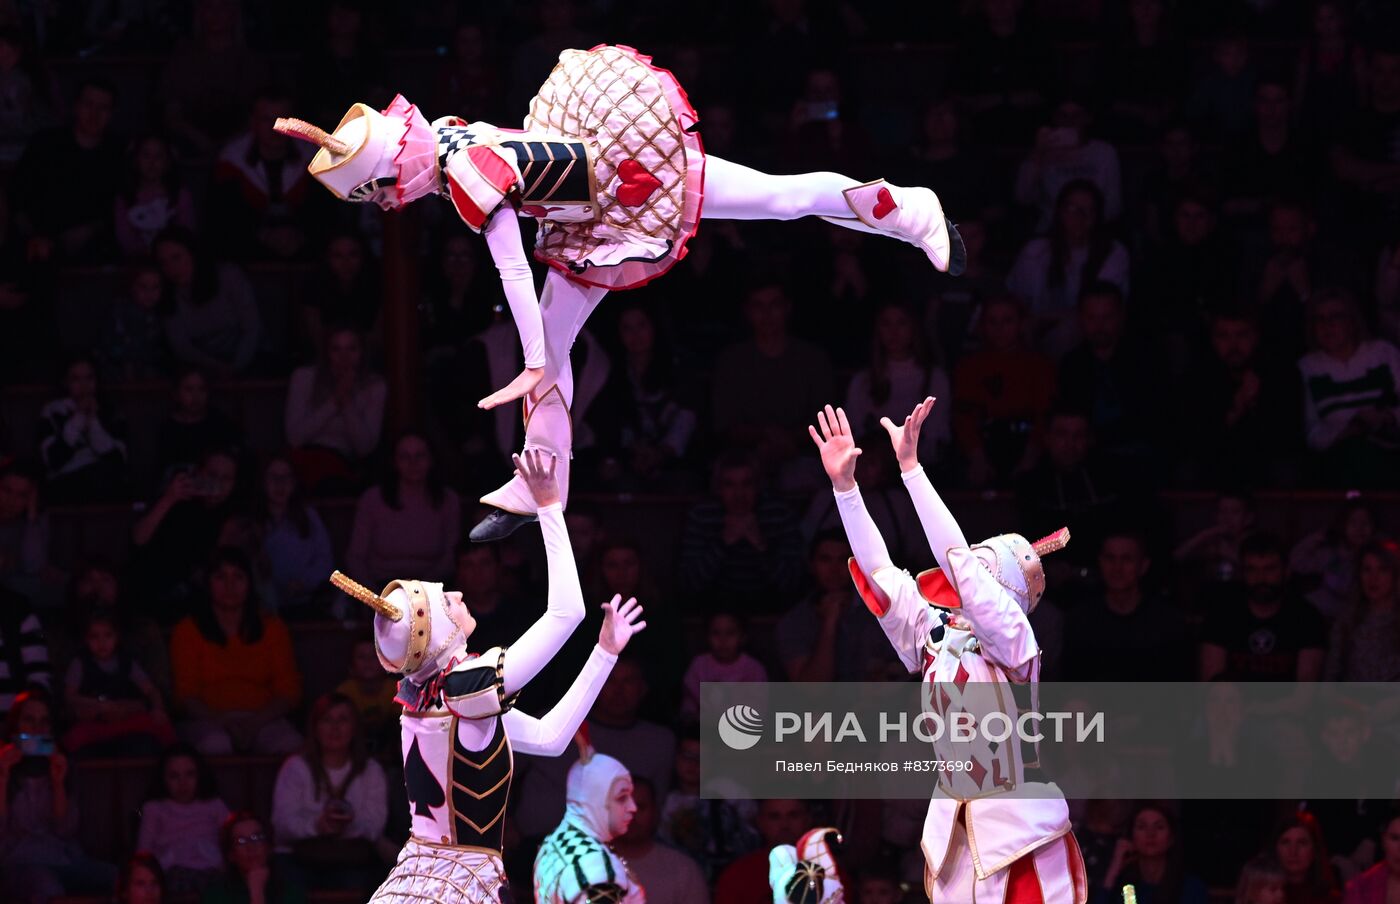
[
  {"xmin": 835, "ymin": 465, "xmax": 1087, "ymax": 904},
  {"xmin": 276, "ymin": 44, "xmax": 964, "ymax": 541},
  {"xmin": 329, "ymin": 503, "xmax": 617, "ymax": 903},
  {"xmin": 534, "ymin": 733, "xmax": 645, "ymax": 903}
]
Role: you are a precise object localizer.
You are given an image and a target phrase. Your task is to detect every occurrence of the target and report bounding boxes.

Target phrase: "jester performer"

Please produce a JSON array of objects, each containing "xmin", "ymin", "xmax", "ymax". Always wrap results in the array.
[
  {"xmin": 533, "ymin": 730, "xmax": 644, "ymax": 903},
  {"xmin": 327, "ymin": 450, "xmax": 646, "ymax": 903},
  {"xmin": 273, "ymin": 44, "xmax": 966, "ymax": 542},
  {"xmin": 768, "ymin": 828, "xmax": 846, "ymax": 904},
  {"xmin": 807, "ymin": 399, "xmax": 1087, "ymax": 904}
]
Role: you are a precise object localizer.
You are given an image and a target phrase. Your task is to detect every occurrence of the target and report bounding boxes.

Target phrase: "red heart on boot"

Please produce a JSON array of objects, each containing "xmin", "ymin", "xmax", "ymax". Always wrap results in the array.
[
  {"xmin": 615, "ymin": 159, "xmax": 662, "ymax": 207},
  {"xmin": 872, "ymin": 187, "xmax": 898, "ymax": 219}
]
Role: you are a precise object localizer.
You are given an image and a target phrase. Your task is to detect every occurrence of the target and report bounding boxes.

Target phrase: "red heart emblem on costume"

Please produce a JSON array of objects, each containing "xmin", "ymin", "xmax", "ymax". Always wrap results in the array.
[
  {"xmin": 615, "ymin": 159, "xmax": 662, "ymax": 207},
  {"xmin": 872, "ymin": 187, "xmax": 897, "ymax": 219}
]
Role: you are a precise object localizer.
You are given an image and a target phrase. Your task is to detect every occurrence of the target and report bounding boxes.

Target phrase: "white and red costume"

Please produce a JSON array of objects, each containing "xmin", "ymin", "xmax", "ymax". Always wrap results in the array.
[
  {"xmin": 835, "ymin": 466, "xmax": 1086, "ymax": 904},
  {"xmin": 278, "ymin": 44, "xmax": 964, "ymax": 531},
  {"xmin": 768, "ymin": 828, "xmax": 846, "ymax": 904}
]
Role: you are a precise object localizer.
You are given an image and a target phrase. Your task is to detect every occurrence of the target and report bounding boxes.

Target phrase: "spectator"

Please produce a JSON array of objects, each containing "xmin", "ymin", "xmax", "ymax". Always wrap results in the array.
[
  {"xmin": 680, "ymin": 611, "xmax": 766, "ymax": 718},
  {"xmin": 301, "ymin": 231, "xmax": 381, "ymax": 353},
  {"xmin": 782, "ymin": 67, "xmax": 873, "ymax": 175},
  {"xmin": 0, "ymin": 461, "xmax": 48, "ymax": 603},
  {"xmin": 38, "ymin": 356, "xmax": 129, "ymax": 502},
  {"xmin": 345, "ymin": 431, "xmax": 460, "ymax": 589},
  {"xmin": 1173, "ymin": 492, "xmax": 1256, "ymax": 617},
  {"xmin": 333, "ymin": 641, "xmax": 396, "ymax": 754},
  {"xmin": 1015, "ymin": 100, "xmax": 1124, "ymax": 231},
  {"xmin": 256, "ymin": 456, "xmax": 332, "ymax": 617},
  {"xmin": 1200, "ymin": 533, "xmax": 1326, "ymax": 682},
  {"xmin": 156, "ymin": 228, "xmax": 262, "ymax": 378},
  {"xmin": 155, "ymin": 368, "xmax": 243, "ymax": 487},
  {"xmin": 1298, "ymin": 289, "xmax": 1400, "ymax": 487},
  {"xmin": 131, "ymin": 449, "xmax": 242, "ymax": 620},
  {"xmin": 0, "ymin": 28, "xmax": 40, "ymax": 165},
  {"xmin": 1179, "ymin": 309, "xmax": 1301, "ymax": 489},
  {"xmin": 711, "ymin": 283, "xmax": 834, "ymax": 477},
  {"xmin": 515, "ymin": 655, "xmax": 675, "ymax": 840},
  {"xmin": 170, "ymin": 548, "xmax": 302, "ymax": 755},
  {"xmin": 1065, "ymin": 531, "xmax": 1191, "ymax": 681},
  {"xmin": 1330, "ymin": 46, "xmax": 1400, "ymax": 240},
  {"xmin": 1235, "ymin": 856, "xmax": 1287, "ymax": 904},
  {"xmin": 843, "ymin": 301, "xmax": 951, "ymax": 464},
  {"xmin": 713, "ymin": 798, "xmax": 811, "ymax": 904},
  {"xmin": 283, "ymin": 325, "xmax": 386, "ymax": 492},
  {"xmin": 448, "ymin": 542, "xmax": 530, "ymax": 655},
  {"xmin": 1291, "ymin": 499, "xmax": 1380, "ymax": 621},
  {"xmin": 96, "ymin": 264, "xmax": 170, "ymax": 382},
  {"xmin": 1096, "ymin": 0, "xmax": 1185, "ymax": 141},
  {"xmin": 1095, "ymin": 803, "xmax": 1208, "ymax": 904},
  {"xmin": 588, "ymin": 300, "xmax": 699, "ymax": 492},
  {"xmin": 1341, "ymin": 811, "xmax": 1400, "ymax": 904},
  {"xmin": 1248, "ymin": 200, "xmax": 1324, "ymax": 365},
  {"xmin": 610, "ymin": 776, "xmax": 709, "ymax": 904},
  {"xmin": 114, "ymin": 134, "xmax": 198, "ymax": 258},
  {"xmin": 1325, "ymin": 541, "xmax": 1400, "ymax": 681},
  {"xmin": 0, "ymin": 590, "xmax": 47, "ymax": 716},
  {"xmin": 0, "ymin": 690, "xmax": 117, "ymax": 903},
  {"xmin": 294, "ymin": 0, "xmax": 388, "ymax": 130},
  {"xmin": 1274, "ymin": 812, "xmax": 1342, "ymax": 904},
  {"xmin": 1295, "ymin": 1, "xmax": 1364, "ymax": 136},
  {"xmin": 62, "ymin": 611, "xmax": 174, "ymax": 757},
  {"xmin": 657, "ymin": 727, "xmax": 759, "ymax": 880},
  {"xmin": 895, "ymin": 99, "xmax": 998, "ymax": 224},
  {"xmin": 159, "ymin": 0, "xmax": 268, "ymax": 155},
  {"xmin": 952, "ymin": 295, "xmax": 1057, "ymax": 487},
  {"xmin": 777, "ymin": 531, "xmax": 902, "ymax": 683},
  {"xmin": 678, "ymin": 451, "xmax": 805, "ymax": 612},
  {"xmin": 949, "ymin": 0, "xmax": 1050, "ymax": 144},
  {"xmin": 1139, "ymin": 191, "xmax": 1237, "ymax": 356},
  {"xmin": 0, "ymin": 186, "xmax": 50, "ymax": 384},
  {"xmin": 1056, "ymin": 282, "xmax": 1160, "ymax": 468},
  {"xmin": 12, "ymin": 78, "xmax": 121, "ymax": 263},
  {"xmin": 117, "ymin": 852, "xmax": 166, "ymax": 904},
  {"xmin": 271, "ymin": 693, "xmax": 389, "ymax": 893},
  {"xmin": 420, "ymin": 231, "xmax": 497, "ymax": 358},
  {"xmin": 1007, "ymin": 180, "xmax": 1130, "ymax": 357},
  {"xmin": 65, "ymin": 561, "xmax": 170, "ymax": 695},
  {"xmin": 429, "ymin": 22, "xmax": 505, "ymax": 126},
  {"xmin": 136, "ymin": 743, "xmax": 230, "ymax": 895},
  {"xmin": 1137, "ymin": 123, "xmax": 1217, "ymax": 248},
  {"xmin": 201, "ymin": 812, "xmax": 306, "ymax": 904},
  {"xmin": 1222, "ymin": 80, "xmax": 1317, "ymax": 227},
  {"xmin": 1188, "ymin": 31, "xmax": 1257, "ymax": 142}
]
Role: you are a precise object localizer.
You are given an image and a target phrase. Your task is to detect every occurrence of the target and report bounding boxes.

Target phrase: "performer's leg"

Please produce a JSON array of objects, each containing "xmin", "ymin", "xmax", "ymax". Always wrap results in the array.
[
  {"xmin": 702, "ymin": 155, "xmax": 965, "ymax": 274},
  {"xmin": 473, "ymin": 271, "xmax": 607, "ymax": 541}
]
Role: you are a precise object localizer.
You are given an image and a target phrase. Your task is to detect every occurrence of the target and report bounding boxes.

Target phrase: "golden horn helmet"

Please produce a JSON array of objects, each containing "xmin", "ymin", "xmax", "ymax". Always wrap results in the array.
[
  {"xmin": 273, "ymin": 117, "xmax": 350, "ymax": 155},
  {"xmin": 329, "ymin": 570, "xmax": 402, "ymax": 621}
]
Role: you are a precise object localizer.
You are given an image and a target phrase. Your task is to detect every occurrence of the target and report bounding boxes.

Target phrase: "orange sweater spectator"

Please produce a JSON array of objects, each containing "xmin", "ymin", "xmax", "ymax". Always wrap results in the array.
[
  {"xmin": 171, "ymin": 549, "xmax": 302, "ymax": 756},
  {"xmin": 953, "ymin": 296, "xmax": 1057, "ymax": 487}
]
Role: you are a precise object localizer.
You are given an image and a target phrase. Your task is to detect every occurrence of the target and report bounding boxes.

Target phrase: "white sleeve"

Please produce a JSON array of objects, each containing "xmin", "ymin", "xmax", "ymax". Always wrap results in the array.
[
  {"xmin": 503, "ymin": 645, "xmax": 617, "ymax": 756},
  {"xmin": 834, "ymin": 485, "xmax": 929, "ymax": 673},
  {"xmin": 482, "ymin": 208, "xmax": 546, "ymax": 369},
  {"xmin": 502, "ymin": 503, "xmax": 586, "ymax": 697},
  {"xmin": 832, "ymin": 484, "xmax": 894, "ymax": 576},
  {"xmin": 900, "ymin": 464, "xmax": 969, "ymax": 574}
]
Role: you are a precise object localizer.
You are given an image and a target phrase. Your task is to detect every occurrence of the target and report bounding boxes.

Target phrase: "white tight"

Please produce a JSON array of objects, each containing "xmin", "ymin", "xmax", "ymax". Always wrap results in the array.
[{"xmin": 701, "ymin": 156, "xmax": 860, "ymax": 220}]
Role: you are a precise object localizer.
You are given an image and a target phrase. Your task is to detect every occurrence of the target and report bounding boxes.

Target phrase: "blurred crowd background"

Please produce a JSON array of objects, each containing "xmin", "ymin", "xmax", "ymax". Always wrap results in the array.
[{"xmin": 0, "ymin": 0, "xmax": 1399, "ymax": 902}]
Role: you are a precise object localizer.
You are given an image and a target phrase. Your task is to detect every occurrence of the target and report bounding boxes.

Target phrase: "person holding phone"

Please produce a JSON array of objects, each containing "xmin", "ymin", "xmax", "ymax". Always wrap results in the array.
[
  {"xmin": 0, "ymin": 690, "xmax": 117, "ymax": 903},
  {"xmin": 1015, "ymin": 100, "xmax": 1123, "ymax": 233}
]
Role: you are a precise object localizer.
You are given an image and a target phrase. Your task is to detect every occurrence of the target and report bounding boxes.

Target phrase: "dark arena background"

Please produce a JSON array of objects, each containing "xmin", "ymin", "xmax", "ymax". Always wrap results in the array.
[{"xmin": 0, "ymin": 0, "xmax": 1398, "ymax": 902}]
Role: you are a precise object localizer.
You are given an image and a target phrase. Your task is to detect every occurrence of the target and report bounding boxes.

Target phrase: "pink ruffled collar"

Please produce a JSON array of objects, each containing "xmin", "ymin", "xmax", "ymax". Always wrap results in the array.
[{"xmin": 382, "ymin": 95, "xmax": 440, "ymax": 208}]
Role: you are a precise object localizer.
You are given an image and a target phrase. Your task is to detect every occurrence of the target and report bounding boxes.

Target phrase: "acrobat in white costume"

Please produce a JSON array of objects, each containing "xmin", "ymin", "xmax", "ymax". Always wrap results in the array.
[
  {"xmin": 768, "ymin": 828, "xmax": 846, "ymax": 904},
  {"xmin": 534, "ymin": 731, "xmax": 645, "ymax": 903},
  {"xmin": 275, "ymin": 44, "xmax": 966, "ymax": 540},
  {"xmin": 809, "ymin": 400, "xmax": 1087, "ymax": 904},
  {"xmin": 326, "ymin": 453, "xmax": 646, "ymax": 903}
]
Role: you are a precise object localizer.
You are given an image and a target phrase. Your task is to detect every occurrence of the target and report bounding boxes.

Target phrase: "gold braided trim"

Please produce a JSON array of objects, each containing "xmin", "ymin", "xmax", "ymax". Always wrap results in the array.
[
  {"xmin": 1032, "ymin": 528, "xmax": 1071, "ymax": 557},
  {"xmin": 330, "ymin": 571, "xmax": 402, "ymax": 621},
  {"xmin": 274, "ymin": 117, "xmax": 350, "ymax": 155}
]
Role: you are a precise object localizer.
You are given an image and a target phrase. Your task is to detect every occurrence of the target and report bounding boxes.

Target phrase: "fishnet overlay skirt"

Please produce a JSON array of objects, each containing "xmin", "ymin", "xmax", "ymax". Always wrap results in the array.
[
  {"xmin": 369, "ymin": 838, "xmax": 510, "ymax": 903},
  {"xmin": 526, "ymin": 44, "xmax": 704, "ymax": 290}
]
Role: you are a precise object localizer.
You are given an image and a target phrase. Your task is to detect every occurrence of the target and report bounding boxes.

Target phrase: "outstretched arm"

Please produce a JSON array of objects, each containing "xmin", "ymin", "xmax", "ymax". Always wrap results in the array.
[
  {"xmin": 478, "ymin": 207, "xmax": 545, "ymax": 409},
  {"xmin": 502, "ymin": 451, "xmax": 586, "ymax": 697},
  {"xmin": 505, "ymin": 598, "xmax": 645, "ymax": 756},
  {"xmin": 882, "ymin": 397, "xmax": 968, "ymax": 572}
]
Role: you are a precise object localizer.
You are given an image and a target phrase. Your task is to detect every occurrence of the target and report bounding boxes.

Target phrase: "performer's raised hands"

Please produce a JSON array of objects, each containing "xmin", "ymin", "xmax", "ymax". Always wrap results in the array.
[
  {"xmin": 513, "ymin": 449, "xmax": 560, "ymax": 508},
  {"xmin": 598, "ymin": 594, "xmax": 646, "ymax": 655},
  {"xmin": 880, "ymin": 396, "xmax": 936, "ymax": 473},
  {"xmin": 808, "ymin": 404, "xmax": 861, "ymax": 492}
]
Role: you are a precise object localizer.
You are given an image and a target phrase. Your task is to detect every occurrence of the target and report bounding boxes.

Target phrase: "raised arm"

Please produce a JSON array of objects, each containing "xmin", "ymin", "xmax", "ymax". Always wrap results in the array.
[
  {"xmin": 505, "ymin": 598, "xmax": 645, "ymax": 756},
  {"xmin": 502, "ymin": 451, "xmax": 586, "ymax": 697},
  {"xmin": 478, "ymin": 207, "xmax": 546, "ymax": 410},
  {"xmin": 882, "ymin": 397, "xmax": 968, "ymax": 572}
]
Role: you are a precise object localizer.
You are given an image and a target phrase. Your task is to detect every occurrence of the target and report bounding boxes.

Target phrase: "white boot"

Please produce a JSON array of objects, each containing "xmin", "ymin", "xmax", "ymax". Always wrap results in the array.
[
  {"xmin": 821, "ymin": 179, "xmax": 965, "ymax": 275},
  {"xmin": 472, "ymin": 386, "xmax": 572, "ymax": 542}
]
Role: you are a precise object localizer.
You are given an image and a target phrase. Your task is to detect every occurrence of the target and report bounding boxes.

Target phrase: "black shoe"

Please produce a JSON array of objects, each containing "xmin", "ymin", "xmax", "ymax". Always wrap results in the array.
[
  {"xmin": 469, "ymin": 509, "xmax": 538, "ymax": 543},
  {"xmin": 946, "ymin": 218, "xmax": 967, "ymax": 277}
]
